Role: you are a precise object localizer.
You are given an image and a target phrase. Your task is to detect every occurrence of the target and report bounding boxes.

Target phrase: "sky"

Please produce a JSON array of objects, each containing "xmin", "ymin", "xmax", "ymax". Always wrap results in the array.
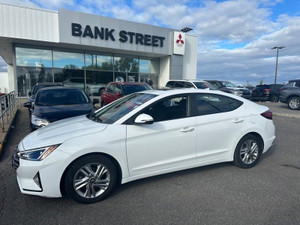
[{"xmin": 0, "ymin": 0, "xmax": 299, "ymax": 86}]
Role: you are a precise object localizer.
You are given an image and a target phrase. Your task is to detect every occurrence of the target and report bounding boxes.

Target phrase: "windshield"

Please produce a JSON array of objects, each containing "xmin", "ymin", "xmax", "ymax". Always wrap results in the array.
[
  {"xmin": 122, "ymin": 84, "xmax": 152, "ymax": 95},
  {"xmin": 91, "ymin": 93, "xmax": 156, "ymax": 124},
  {"xmin": 194, "ymin": 82, "xmax": 217, "ymax": 90},
  {"xmin": 222, "ymin": 81, "xmax": 237, "ymax": 88},
  {"xmin": 35, "ymin": 89, "xmax": 90, "ymax": 106}
]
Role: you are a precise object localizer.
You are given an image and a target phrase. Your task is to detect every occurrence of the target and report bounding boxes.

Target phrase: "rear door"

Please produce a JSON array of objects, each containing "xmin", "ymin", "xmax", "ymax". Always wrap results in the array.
[{"xmin": 191, "ymin": 93, "xmax": 246, "ymax": 162}]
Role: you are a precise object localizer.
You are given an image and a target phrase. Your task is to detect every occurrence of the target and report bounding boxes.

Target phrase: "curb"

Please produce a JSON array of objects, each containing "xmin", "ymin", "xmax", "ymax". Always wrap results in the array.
[
  {"xmin": 0, "ymin": 109, "xmax": 19, "ymax": 158},
  {"xmin": 273, "ymin": 112, "xmax": 300, "ymax": 119}
]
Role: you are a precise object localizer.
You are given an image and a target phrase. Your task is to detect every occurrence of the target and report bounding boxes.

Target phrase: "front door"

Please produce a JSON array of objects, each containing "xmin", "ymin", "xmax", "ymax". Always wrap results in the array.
[{"xmin": 126, "ymin": 95, "xmax": 197, "ymax": 177}]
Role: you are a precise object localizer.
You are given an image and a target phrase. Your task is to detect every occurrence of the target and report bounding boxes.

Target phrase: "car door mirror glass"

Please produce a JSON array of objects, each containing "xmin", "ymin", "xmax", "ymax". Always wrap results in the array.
[{"xmin": 134, "ymin": 113, "xmax": 154, "ymax": 124}]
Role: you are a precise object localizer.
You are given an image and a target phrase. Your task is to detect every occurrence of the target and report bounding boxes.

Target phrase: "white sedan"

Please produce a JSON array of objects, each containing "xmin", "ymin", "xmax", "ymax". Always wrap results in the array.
[{"xmin": 13, "ymin": 89, "xmax": 275, "ymax": 204}]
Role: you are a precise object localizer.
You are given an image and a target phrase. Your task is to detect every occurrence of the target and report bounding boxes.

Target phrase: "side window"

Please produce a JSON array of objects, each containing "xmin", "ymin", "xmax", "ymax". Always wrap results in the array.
[
  {"xmin": 174, "ymin": 81, "xmax": 185, "ymax": 88},
  {"xmin": 143, "ymin": 96, "xmax": 188, "ymax": 122},
  {"xmin": 166, "ymin": 81, "xmax": 175, "ymax": 88},
  {"xmin": 107, "ymin": 85, "xmax": 115, "ymax": 94},
  {"xmin": 295, "ymin": 81, "xmax": 300, "ymax": 88},
  {"xmin": 115, "ymin": 84, "xmax": 122, "ymax": 94},
  {"xmin": 193, "ymin": 94, "xmax": 242, "ymax": 116},
  {"xmin": 184, "ymin": 82, "xmax": 194, "ymax": 88}
]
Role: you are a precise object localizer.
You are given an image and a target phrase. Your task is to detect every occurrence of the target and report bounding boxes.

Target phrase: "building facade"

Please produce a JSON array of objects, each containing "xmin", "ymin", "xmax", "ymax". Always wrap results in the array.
[{"xmin": 0, "ymin": 3, "xmax": 197, "ymax": 96}]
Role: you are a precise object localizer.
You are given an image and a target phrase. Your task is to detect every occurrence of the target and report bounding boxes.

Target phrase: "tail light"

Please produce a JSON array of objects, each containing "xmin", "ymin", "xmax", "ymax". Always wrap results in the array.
[
  {"xmin": 263, "ymin": 89, "xmax": 271, "ymax": 92},
  {"xmin": 261, "ymin": 110, "xmax": 272, "ymax": 120},
  {"xmin": 280, "ymin": 87, "xmax": 286, "ymax": 91}
]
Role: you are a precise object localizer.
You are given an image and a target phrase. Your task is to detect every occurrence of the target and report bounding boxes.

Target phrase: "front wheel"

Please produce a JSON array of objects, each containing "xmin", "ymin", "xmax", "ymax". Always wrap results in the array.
[
  {"xmin": 288, "ymin": 97, "xmax": 300, "ymax": 110},
  {"xmin": 64, "ymin": 155, "xmax": 117, "ymax": 204},
  {"xmin": 234, "ymin": 134, "xmax": 263, "ymax": 169}
]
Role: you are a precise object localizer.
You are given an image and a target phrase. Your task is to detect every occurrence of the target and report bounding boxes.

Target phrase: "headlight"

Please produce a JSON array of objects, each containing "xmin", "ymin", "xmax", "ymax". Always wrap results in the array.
[
  {"xmin": 18, "ymin": 145, "xmax": 60, "ymax": 161},
  {"xmin": 232, "ymin": 91, "xmax": 243, "ymax": 96},
  {"xmin": 31, "ymin": 114, "xmax": 50, "ymax": 127}
]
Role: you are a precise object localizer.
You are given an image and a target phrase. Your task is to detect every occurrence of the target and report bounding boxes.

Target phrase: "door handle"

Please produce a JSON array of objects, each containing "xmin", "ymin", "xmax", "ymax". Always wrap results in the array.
[
  {"xmin": 181, "ymin": 127, "xmax": 195, "ymax": 132},
  {"xmin": 233, "ymin": 118, "xmax": 244, "ymax": 123}
]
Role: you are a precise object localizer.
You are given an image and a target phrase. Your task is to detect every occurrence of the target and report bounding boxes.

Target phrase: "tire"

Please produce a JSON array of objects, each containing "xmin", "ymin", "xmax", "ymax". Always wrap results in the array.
[
  {"xmin": 64, "ymin": 155, "xmax": 117, "ymax": 204},
  {"xmin": 234, "ymin": 134, "xmax": 263, "ymax": 169},
  {"xmin": 287, "ymin": 97, "xmax": 300, "ymax": 110},
  {"xmin": 270, "ymin": 95, "xmax": 279, "ymax": 103},
  {"xmin": 98, "ymin": 88, "xmax": 105, "ymax": 96},
  {"xmin": 101, "ymin": 101, "xmax": 105, "ymax": 107}
]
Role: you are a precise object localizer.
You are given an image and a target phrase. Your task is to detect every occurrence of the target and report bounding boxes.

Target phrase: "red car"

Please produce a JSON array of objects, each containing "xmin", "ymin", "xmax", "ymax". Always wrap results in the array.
[{"xmin": 100, "ymin": 82, "xmax": 152, "ymax": 107}]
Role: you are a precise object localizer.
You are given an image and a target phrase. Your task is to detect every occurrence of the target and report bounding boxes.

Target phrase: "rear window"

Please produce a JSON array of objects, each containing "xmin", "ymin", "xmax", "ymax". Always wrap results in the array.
[
  {"xmin": 193, "ymin": 93, "xmax": 243, "ymax": 116},
  {"xmin": 36, "ymin": 89, "xmax": 89, "ymax": 106},
  {"xmin": 122, "ymin": 84, "xmax": 151, "ymax": 95}
]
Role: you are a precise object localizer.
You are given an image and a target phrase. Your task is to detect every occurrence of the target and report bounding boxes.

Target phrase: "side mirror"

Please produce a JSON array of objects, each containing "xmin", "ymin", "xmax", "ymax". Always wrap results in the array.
[
  {"xmin": 116, "ymin": 92, "xmax": 121, "ymax": 97},
  {"xmin": 134, "ymin": 114, "xmax": 154, "ymax": 124},
  {"xmin": 93, "ymin": 98, "xmax": 100, "ymax": 105},
  {"xmin": 23, "ymin": 102, "xmax": 32, "ymax": 108}
]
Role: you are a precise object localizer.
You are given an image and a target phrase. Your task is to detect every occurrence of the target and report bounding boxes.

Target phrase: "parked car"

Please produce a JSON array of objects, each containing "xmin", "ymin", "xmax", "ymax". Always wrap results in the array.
[
  {"xmin": 100, "ymin": 82, "xmax": 152, "ymax": 107},
  {"xmin": 23, "ymin": 82, "xmax": 63, "ymax": 111},
  {"xmin": 13, "ymin": 89, "xmax": 275, "ymax": 204},
  {"xmin": 25, "ymin": 87, "xmax": 99, "ymax": 129},
  {"xmin": 205, "ymin": 80, "xmax": 251, "ymax": 99},
  {"xmin": 280, "ymin": 79, "xmax": 300, "ymax": 110},
  {"xmin": 251, "ymin": 84, "xmax": 283, "ymax": 102},
  {"xmin": 165, "ymin": 80, "xmax": 217, "ymax": 90}
]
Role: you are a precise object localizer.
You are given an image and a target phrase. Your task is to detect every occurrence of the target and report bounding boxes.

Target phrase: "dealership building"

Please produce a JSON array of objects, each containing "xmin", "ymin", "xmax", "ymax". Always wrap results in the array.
[{"xmin": 0, "ymin": 3, "xmax": 197, "ymax": 96}]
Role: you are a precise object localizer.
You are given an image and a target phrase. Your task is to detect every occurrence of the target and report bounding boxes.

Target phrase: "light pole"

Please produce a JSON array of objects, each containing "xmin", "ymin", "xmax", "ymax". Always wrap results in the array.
[{"xmin": 272, "ymin": 46, "xmax": 285, "ymax": 84}]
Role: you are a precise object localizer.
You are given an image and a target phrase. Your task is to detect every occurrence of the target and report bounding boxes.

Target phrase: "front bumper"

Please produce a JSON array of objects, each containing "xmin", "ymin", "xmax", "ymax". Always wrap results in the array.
[{"xmin": 12, "ymin": 149, "xmax": 71, "ymax": 198}]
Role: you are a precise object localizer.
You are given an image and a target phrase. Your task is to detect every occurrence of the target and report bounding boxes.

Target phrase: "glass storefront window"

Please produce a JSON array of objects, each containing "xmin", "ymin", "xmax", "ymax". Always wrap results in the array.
[
  {"xmin": 17, "ymin": 67, "xmax": 53, "ymax": 96},
  {"xmin": 16, "ymin": 47, "xmax": 160, "ymax": 96},
  {"xmin": 114, "ymin": 56, "xmax": 138, "ymax": 72},
  {"xmin": 97, "ymin": 55, "xmax": 113, "ymax": 70},
  {"xmin": 139, "ymin": 58, "xmax": 160, "ymax": 74},
  {"xmin": 53, "ymin": 68, "xmax": 84, "ymax": 90},
  {"xmin": 86, "ymin": 71, "xmax": 113, "ymax": 95},
  {"xmin": 16, "ymin": 47, "xmax": 52, "ymax": 67},
  {"xmin": 85, "ymin": 54, "xmax": 113, "ymax": 71},
  {"xmin": 53, "ymin": 51, "xmax": 84, "ymax": 69}
]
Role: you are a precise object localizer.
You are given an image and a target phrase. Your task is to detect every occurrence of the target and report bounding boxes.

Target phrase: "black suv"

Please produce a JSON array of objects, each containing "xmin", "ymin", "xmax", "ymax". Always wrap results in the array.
[
  {"xmin": 280, "ymin": 79, "xmax": 300, "ymax": 110},
  {"xmin": 205, "ymin": 80, "xmax": 251, "ymax": 99},
  {"xmin": 251, "ymin": 84, "xmax": 283, "ymax": 102}
]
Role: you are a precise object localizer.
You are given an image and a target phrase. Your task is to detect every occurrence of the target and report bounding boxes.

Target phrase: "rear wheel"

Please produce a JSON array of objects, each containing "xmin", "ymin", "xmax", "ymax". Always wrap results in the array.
[
  {"xmin": 270, "ymin": 95, "xmax": 279, "ymax": 102},
  {"xmin": 64, "ymin": 155, "xmax": 117, "ymax": 204},
  {"xmin": 234, "ymin": 134, "xmax": 263, "ymax": 169},
  {"xmin": 288, "ymin": 97, "xmax": 300, "ymax": 110}
]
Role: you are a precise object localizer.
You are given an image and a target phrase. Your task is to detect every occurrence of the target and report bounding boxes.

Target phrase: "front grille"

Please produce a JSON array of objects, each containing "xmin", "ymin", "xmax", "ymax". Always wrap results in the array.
[{"xmin": 12, "ymin": 152, "xmax": 20, "ymax": 170}]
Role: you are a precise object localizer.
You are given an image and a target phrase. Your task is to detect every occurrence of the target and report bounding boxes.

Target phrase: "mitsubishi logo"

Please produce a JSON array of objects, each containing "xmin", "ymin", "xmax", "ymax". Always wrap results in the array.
[{"xmin": 176, "ymin": 34, "xmax": 184, "ymax": 45}]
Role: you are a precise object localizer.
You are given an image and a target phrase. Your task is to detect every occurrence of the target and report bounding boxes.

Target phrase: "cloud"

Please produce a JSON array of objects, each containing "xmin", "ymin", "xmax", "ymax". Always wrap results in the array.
[{"xmin": 0, "ymin": 0, "xmax": 299, "ymax": 85}]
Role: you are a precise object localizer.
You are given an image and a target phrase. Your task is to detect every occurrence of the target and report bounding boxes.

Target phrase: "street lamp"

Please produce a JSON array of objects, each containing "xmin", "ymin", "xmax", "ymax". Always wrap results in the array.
[
  {"xmin": 272, "ymin": 46, "xmax": 285, "ymax": 84},
  {"xmin": 181, "ymin": 27, "xmax": 193, "ymax": 33}
]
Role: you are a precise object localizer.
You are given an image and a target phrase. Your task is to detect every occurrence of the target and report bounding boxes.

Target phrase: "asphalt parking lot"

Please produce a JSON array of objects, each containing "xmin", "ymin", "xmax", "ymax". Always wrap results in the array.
[{"xmin": 0, "ymin": 103, "xmax": 299, "ymax": 225}]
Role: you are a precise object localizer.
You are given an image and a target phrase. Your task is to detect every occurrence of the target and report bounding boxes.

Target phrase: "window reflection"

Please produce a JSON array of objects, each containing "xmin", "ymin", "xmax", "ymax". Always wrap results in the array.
[
  {"xmin": 139, "ymin": 58, "xmax": 159, "ymax": 74},
  {"xmin": 53, "ymin": 68, "xmax": 84, "ymax": 90},
  {"xmin": 17, "ymin": 67, "xmax": 53, "ymax": 96},
  {"xmin": 16, "ymin": 47, "xmax": 52, "ymax": 67},
  {"xmin": 86, "ymin": 71, "xmax": 113, "ymax": 96},
  {"xmin": 114, "ymin": 56, "xmax": 138, "ymax": 72},
  {"xmin": 85, "ymin": 54, "xmax": 113, "ymax": 71},
  {"xmin": 53, "ymin": 51, "xmax": 84, "ymax": 69},
  {"xmin": 16, "ymin": 47, "xmax": 160, "ymax": 96}
]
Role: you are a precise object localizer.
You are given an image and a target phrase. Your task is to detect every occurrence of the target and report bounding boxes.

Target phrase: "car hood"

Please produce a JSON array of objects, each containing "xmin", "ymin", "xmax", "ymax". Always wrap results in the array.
[
  {"xmin": 33, "ymin": 104, "xmax": 94, "ymax": 123},
  {"xmin": 21, "ymin": 115, "xmax": 107, "ymax": 150}
]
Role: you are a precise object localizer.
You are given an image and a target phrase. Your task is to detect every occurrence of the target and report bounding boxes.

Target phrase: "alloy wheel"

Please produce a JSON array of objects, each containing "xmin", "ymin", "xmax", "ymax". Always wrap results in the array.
[
  {"xmin": 73, "ymin": 163, "xmax": 111, "ymax": 199},
  {"xmin": 239, "ymin": 139, "xmax": 259, "ymax": 165}
]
